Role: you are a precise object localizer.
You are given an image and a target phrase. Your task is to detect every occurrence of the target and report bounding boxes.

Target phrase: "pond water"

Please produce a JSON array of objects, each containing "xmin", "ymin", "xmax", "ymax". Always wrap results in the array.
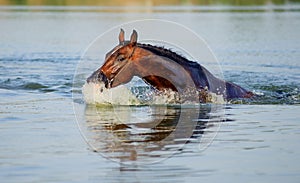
[{"xmin": 0, "ymin": 5, "xmax": 300, "ymax": 183}]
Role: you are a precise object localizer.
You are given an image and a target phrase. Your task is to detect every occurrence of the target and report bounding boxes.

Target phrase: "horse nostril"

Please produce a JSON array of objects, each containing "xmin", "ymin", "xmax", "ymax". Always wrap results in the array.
[
  {"xmin": 99, "ymin": 71, "xmax": 110, "ymax": 88},
  {"xmin": 99, "ymin": 71, "xmax": 107, "ymax": 82}
]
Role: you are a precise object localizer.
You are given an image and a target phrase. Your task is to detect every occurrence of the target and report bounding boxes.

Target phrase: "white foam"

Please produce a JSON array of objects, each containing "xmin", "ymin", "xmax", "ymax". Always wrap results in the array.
[
  {"xmin": 252, "ymin": 90, "xmax": 265, "ymax": 96},
  {"xmin": 82, "ymin": 82, "xmax": 141, "ymax": 105},
  {"xmin": 82, "ymin": 82, "xmax": 225, "ymax": 105},
  {"xmin": 206, "ymin": 92, "xmax": 226, "ymax": 104}
]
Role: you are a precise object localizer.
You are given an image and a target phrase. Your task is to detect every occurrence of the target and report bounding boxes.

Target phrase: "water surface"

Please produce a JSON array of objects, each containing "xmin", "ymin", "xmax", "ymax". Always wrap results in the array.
[{"xmin": 0, "ymin": 5, "xmax": 300, "ymax": 183}]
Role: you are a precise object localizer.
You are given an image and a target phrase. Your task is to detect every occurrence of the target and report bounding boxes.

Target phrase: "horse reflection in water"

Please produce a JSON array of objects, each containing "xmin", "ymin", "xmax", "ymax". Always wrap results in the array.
[
  {"xmin": 83, "ymin": 104, "xmax": 223, "ymax": 164},
  {"xmin": 87, "ymin": 29, "xmax": 253, "ymax": 102}
]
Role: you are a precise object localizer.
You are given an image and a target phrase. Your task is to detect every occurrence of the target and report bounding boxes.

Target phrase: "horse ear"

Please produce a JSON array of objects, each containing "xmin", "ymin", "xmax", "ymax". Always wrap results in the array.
[
  {"xmin": 130, "ymin": 30, "xmax": 138, "ymax": 44},
  {"xmin": 119, "ymin": 28, "xmax": 125, "ymax": 44}
]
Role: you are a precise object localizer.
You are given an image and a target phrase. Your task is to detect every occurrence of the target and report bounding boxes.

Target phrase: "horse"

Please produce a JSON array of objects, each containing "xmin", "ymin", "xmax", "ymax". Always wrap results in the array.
[{"xmin": 87, "ymin": 29, "xmax": 253, "ymax": 102}]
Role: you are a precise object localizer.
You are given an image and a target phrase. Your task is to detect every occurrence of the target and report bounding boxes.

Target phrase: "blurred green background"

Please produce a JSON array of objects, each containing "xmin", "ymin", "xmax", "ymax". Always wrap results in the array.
[{"xmin": 1, "ymin": 0, "xmax": 299, "ymax": 6}]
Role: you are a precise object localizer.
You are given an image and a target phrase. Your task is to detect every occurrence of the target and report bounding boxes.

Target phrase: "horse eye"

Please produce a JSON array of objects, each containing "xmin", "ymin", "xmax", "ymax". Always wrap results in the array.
[{"xmin": 117, "ymin": 55, "xmax": 126, "ymax": 62}]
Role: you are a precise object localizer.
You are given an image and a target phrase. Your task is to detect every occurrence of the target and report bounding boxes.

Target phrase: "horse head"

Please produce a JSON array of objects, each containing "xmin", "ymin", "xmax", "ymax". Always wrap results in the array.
[{"xmin": 87, "ymin": 29, "xmax": 138, "ymax": 88}]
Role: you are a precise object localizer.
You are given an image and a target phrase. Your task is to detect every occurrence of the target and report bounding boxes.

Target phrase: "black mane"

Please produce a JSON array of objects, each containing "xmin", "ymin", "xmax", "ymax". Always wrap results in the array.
[
  {"xmin": 136, "ymin": 43, "xmax": 253, "ymax": 99},
  {"xmin": 137, "ymin": 43, "xmax": 200, "ymax": 69},
  {"xmin": 137, "ymin": 43, "xmax": 210, "ymax": 91}
]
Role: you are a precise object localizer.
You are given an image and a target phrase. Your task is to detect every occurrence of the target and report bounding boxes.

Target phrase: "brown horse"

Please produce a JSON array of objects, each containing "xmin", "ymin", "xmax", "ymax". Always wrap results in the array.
[{"xmin": 87, "ymin": 29, "xmax": 253, "ymax": 102}]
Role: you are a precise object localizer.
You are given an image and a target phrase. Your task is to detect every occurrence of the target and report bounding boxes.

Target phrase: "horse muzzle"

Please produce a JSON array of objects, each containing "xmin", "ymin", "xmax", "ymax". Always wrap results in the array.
[{"xmin": 87, "ymin": 70, "xmax": 111, "ymax": 87}]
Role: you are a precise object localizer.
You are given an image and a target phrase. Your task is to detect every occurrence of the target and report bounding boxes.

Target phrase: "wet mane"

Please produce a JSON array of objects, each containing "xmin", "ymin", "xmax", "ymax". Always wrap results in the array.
[
  {"xmin": 137, "ymin": 43, "xmax": 200, "ymax": 69},
  {"xmin": 135, "ymin": 43, "xmax": 253, "ymax": 99},
  {"xmin": 137, "ymin": 43, "xmax": 210, "ymax": 91}
]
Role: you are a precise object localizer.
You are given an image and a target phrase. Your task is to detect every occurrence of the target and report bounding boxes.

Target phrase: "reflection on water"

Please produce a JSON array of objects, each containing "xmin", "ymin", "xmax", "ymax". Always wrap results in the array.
[{"xmin": 79, "ymin": 104, "xmax": 224, "ymax": 165}]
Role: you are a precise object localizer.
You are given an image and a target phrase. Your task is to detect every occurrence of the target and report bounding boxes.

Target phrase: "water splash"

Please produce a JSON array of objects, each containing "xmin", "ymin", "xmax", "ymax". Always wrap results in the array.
[
  {"xmin": 82, "ymin": 82, "xmax": 140, "ymax": 105},
  {"xmin": 82, "ymin": 82, "xmax": 225, "ymax": 105}
]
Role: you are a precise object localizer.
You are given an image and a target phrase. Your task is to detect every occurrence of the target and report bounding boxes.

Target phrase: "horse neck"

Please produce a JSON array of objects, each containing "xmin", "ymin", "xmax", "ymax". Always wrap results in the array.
[
  {"xmin": 133, "ymin": 47, "xmax": 197, "ymax": 92},
  {"xmin": 133, "ymin": 46, "xmax": 229, "ymax": 96},
  {"xmin": 132, "ymin": 46, "xmax": 252, "ymax": 99}
]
